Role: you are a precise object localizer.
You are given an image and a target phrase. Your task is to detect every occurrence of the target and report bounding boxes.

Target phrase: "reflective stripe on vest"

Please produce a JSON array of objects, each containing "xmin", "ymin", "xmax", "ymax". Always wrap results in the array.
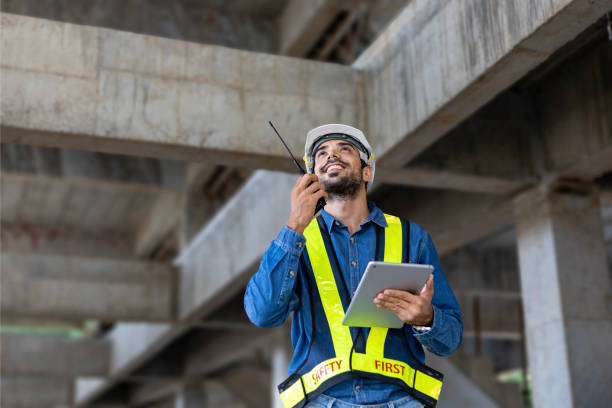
[{"xmin": 278, "ymin": 214, "xmax": 443, "ymax": 408}]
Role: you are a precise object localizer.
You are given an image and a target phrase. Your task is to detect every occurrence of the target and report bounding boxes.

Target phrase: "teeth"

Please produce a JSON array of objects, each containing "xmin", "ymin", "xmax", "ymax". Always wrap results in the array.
[{"xmin": 327, "ymin": 165, "xmax": 343, "ymax": 171}]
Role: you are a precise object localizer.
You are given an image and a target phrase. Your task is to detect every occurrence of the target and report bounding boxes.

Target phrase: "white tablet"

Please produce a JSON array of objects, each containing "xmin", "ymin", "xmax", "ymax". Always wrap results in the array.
[{"xmin": 342, "ymin": 261, "xmax": 433, "ymax": 328}]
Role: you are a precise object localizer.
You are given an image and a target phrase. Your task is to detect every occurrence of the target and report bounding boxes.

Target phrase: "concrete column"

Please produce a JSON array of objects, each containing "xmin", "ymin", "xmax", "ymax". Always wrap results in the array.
[
  {"xmin": 271, "ymin": 335, "xmax": 291, "ymax": 408},
  {"xmin": 513, "ymin": 186, "xmax": 612, "ymax": 407}
]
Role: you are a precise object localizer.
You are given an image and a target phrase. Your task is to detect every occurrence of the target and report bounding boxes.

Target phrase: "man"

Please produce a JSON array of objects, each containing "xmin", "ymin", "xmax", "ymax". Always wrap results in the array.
[{"xmin": 244, "ymin": 124, "xmax": 462, "ymax": 408}]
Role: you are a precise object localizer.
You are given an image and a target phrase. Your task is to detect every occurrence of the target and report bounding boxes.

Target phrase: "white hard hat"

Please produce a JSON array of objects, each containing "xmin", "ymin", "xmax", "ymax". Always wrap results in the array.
[{"xmin": 303, "ymin": 124, "xmax": 375, "ymax": 189}]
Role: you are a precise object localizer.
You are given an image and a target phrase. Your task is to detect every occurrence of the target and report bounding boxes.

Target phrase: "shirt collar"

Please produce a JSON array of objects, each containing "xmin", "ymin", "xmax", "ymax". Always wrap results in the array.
[{"xmin": 320, "ymin": 202, "xmax": 388, "ymax": 233}]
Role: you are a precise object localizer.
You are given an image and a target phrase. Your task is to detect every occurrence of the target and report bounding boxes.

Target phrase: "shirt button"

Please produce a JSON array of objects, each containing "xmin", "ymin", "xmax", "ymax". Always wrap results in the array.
[
  {"xmin": 355, "ymin": 385, "xmax": 361, "ymax": 391},
  {"xmin": 297, "ymin": 242, "xmax": 303, "ymax": 248},
  {"xmin": 351, "ymin": 261, "xmax": 357, "ymax": 267},
  {"xmin": 335, "ymin": 221, "xmax": 340, "ymax": 226},
  {"xmin": 350, "ymin": 237, "xmax": 355, "ymax": 243},
  {"xmin": 289, "ymin": 270, "xmax": 295, "ymax": 277}
]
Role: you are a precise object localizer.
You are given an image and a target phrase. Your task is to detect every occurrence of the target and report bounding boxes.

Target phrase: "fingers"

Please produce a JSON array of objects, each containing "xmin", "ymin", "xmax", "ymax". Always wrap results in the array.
[
  {"xmin": 379, "ymin": 289, "xmax": 418, "ymax": 302},
  {"xmin": 420, "ymin": 274, "xmax": 434, "ymax": 301},
  {"xmin": 373, "ymin": 287, "xmax": 434, "ymax": 326},
  {"xmin": 299, "ymin": 175, "xmax": 327, "ymax": 203},
  {"xmin": 296, "ymin": 174, "xmax": 318, "ymax": 189},
  {"xmin": 374, "ymin": 295, "xmax": 421, "ymax": 324},
  {"xmin": 286, "ymin": 174, "xmax": 325, "ymax": 234},
  {"xmin": 303, "ymin": 179, "xmax": 324, "ymax": 195},
  {"xmin": 374, "ymin": 293, "xmax": 409, "ymax": 311},
  {"xmin": 315, "ymin": 188, "xmax": 328, "ymax": 202}
]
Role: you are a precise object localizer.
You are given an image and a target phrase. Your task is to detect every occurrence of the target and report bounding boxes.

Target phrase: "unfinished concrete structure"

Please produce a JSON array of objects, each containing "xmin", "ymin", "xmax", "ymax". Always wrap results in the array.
[{"xmin": 1, "ymin": 0, "xmax": 611, "ymax": 407}]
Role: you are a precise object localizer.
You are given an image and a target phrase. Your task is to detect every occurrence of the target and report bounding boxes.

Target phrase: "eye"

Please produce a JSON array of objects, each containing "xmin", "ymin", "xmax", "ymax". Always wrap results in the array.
[{"xmin": 316, "ymin": 150, "xmax": 326, "ymax": 158}]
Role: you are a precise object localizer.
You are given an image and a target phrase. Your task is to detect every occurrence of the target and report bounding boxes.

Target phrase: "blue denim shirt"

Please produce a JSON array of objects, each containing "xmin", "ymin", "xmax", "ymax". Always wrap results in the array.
[{"xmin": 244, "ymin": 203, "xmax": 462, "ymax": 404}]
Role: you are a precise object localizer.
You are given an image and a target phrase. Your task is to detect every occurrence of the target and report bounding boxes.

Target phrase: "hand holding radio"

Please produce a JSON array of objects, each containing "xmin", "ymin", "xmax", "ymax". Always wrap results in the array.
[{"xmin": 286, "ymin": 174, "xmax": 328, "ymax": 234}]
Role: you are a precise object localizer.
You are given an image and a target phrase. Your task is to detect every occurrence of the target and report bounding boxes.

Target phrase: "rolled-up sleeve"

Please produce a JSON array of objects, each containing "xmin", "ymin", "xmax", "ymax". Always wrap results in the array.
[
  {"xmin": 244, "ymin": 226, "xmax": 305, "ymax": 328},
  {"xmin": 412, "ymin": 230, "xmax": 463, "ymax": 356}
]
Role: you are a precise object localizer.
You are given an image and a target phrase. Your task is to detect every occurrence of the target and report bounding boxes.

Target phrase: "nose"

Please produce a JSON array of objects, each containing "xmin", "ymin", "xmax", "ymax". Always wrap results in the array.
[{"xmin": 329, "ymin": 149, "xmax": 340, "ymax": 159}]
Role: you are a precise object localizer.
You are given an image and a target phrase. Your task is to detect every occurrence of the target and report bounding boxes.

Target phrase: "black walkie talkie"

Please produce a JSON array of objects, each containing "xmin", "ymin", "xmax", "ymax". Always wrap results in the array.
[{"xmin": 269, "ymin": 121, "xmax": 326, "ymax": 215}]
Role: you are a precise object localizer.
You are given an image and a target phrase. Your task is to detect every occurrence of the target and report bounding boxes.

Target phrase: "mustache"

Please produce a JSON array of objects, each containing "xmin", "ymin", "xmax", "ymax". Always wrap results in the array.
[{"xmin": 322, "ymin": 158, "xmax": 348, "ymax": 172}]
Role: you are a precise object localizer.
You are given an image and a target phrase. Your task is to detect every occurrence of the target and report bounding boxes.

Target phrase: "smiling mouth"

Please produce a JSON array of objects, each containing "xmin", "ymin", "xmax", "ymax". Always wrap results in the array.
[
  {"xmin": 325, "ymin": 164, "xmax": 345, "ymax": 173},
  {"xmin": 322, "ymin": 160, "xmax": 348, "ymax": 173}
]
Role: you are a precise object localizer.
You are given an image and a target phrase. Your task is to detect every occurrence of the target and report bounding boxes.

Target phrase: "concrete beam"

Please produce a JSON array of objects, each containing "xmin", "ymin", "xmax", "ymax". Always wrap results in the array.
[
  {"xmin": 314, "ymin": 2, "xmax": 368, "ymax": 61},
  {"xmin": 355, "ymin": 0, "xmax": 612, "ymax": 168},
  {"xmin": 375, "ymin": 167, "xmax": 529, "ymax": 195},
  {"xmin": 0, "ymin": 221, "xmax": 134, "ymax": 259},
  {"xmin": 278, "ymin": 0, "xmax": 342, "ymax": 57},
  {"xmin": 1, "ymin": 172, "xmax": 173, "ymax": 234},
  {"xmin": 130, "ymin": 380, "xmax": 183, "ymax": 407},
  {"xmin": 104, "ymin": 323, "xmax": 177, "ymax": 382},
  {"xmin": 1, "ymin": 252, "xmax": 175, "ymax": 321},
  {"xmin": 1, "ymin": 334, "xmax": 109, "ymax": 376},
  {"xmin": 375, "ymin": 39, "xmax": 611, "ymax": 192},
  {"xmin": 534, "ymin": 41, "xmax": 612, "ymax": 182},
  {"xmin": 135, "ymin": 191, "xmax": 186, "ymax": 258},
  {"xmin": 1, "ymin": 377, "xmax": 72, "ymax": 408},
  {"xmin": 176, "ymin": 170, "xmax": 295, "ymax": 321},
  {"xmin": 0, "ymin": 13, "xmax": 531, "ymax": 196},
  {"xmin": 185, "ymin": 163, "xmax": 217, "ymax": 192},
  {"xmin": 378, "ymin": 188, "xmax": 514, "ymax": 256},
  {"xmin": 0, "ymin": 144, "xmax": 181, "ymax": 187},
  {"xmin": 402, "ymin": 91, "xmax": 540, "ymax": 185},
  {"xmin": 1, "ymin": 12, "xmax": 364, "ymax": 169}
]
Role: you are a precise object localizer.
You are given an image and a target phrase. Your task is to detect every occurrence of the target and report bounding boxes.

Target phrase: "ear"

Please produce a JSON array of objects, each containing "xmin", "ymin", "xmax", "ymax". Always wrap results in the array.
[{"xmin": 362, "ymin": 165, "xmax": 373, "ymax": 183}]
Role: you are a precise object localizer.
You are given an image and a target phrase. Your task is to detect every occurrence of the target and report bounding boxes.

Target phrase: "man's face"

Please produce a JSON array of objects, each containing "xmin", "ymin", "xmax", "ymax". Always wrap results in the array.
[{"xmin": 313, "ymin": 139, "xmax": 371, "ymax": 198}]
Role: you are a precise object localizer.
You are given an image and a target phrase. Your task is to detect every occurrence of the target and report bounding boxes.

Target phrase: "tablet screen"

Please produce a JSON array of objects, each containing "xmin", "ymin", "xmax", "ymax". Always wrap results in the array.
[{"xmin": 342, "ymin": 262, "xmax": 433, "ymax": 328}]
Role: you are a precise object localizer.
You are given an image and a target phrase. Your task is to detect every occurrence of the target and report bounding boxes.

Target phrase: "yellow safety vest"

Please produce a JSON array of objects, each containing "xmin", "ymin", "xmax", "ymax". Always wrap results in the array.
[{"xmin": 278, "ymin": 214, "xmax": 443, "ymax": 408}]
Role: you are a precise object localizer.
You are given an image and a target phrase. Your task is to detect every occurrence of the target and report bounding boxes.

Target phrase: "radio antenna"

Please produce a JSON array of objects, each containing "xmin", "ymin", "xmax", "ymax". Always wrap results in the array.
[{"xmin": 269, "ymin": 121, "xmax": 305, "ymax": 174}]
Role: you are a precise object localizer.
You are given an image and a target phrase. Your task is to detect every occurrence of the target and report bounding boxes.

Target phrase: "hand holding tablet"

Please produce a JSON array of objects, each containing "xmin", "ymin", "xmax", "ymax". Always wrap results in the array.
[
  {"xmin": 374, "ymin": 274, "xmax": 434, "ymax": 327},
  {"xmin": 342, "ymin": 262, "xmax": 433, "ymax": 329}
]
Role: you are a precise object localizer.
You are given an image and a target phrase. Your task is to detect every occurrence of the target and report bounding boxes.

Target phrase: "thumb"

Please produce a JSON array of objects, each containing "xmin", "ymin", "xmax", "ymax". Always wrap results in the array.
[{"xmin": 420, "ymin": 274, "xmax": 434, "ymax": 301}]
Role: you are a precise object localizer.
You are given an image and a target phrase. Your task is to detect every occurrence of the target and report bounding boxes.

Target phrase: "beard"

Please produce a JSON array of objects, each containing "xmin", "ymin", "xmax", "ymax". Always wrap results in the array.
[{"xmin": 320, "ymin": 161, "xmax": 363, "ymax": 200}]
